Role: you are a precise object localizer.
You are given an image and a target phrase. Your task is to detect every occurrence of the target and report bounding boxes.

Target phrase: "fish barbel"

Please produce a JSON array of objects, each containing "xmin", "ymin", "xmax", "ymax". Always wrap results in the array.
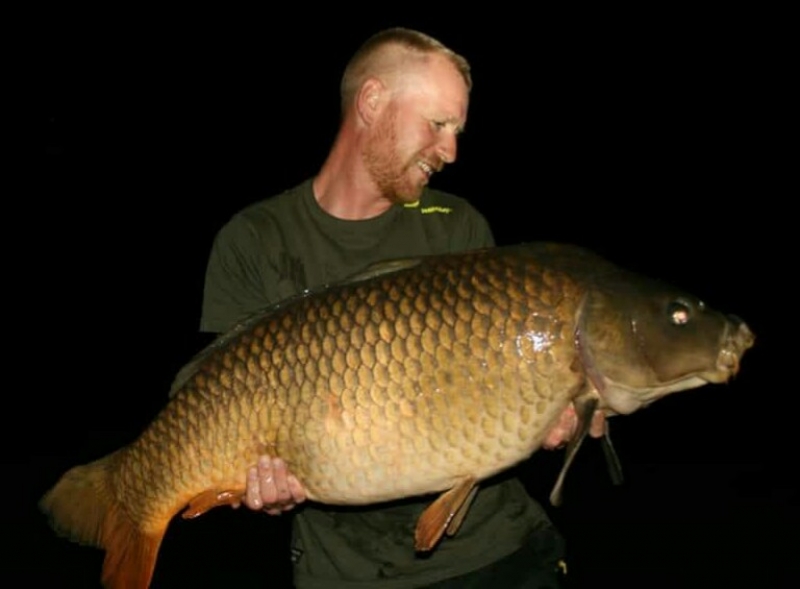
[{"xmin": 39, "ymin": 242, "xmax": 754, "ymax": 588}]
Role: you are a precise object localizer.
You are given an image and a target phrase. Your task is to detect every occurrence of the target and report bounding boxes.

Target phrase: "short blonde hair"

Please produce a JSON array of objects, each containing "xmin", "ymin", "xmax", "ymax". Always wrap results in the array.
[{"xmin": 340, "ymin": 27, "xmax": 472, "ymax": 116}]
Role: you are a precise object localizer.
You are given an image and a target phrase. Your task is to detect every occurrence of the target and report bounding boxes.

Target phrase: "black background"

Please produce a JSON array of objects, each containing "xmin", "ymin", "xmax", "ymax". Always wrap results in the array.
[{"xmin": 23, "ymin": 8, "xmax": 794, "ymax": 588}]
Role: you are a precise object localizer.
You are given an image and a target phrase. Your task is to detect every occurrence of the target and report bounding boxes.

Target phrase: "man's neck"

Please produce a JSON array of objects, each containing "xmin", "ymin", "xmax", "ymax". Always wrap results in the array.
[{"xmin": 312, "ymin": 129, "xmax": 394, "ymax": 221}]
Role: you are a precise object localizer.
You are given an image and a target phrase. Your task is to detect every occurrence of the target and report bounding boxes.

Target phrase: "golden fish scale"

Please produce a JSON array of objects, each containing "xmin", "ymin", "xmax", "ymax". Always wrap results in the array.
[{"xmin": 113, "ymin": 251, "xmax": 585, "ymax": 531}]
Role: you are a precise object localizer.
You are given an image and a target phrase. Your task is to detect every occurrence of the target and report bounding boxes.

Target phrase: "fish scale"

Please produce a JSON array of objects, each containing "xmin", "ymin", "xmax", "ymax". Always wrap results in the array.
[
  {"xmin": 144, "ymin": 249, "xmax": 563, "ymax": 508},
  {"xmin": 39, "ymin": 242, "xmax": 755, "ymax": 589}
]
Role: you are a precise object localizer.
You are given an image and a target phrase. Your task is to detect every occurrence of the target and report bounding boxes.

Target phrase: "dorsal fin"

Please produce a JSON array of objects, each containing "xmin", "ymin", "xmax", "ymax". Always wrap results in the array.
[
  {"xmin": 169, "ymin": 256, "xmax": 427, "ymax": 397},
  {"xmin": 339, "ymin": 258, "xmax": 424, "ymax": 284}
]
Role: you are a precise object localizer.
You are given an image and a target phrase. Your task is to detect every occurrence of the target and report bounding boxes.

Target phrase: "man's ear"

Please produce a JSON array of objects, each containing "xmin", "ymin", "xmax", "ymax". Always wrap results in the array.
[{"xmin": 356, "ymin": 78, "xmax": 385, "ymax": 125}]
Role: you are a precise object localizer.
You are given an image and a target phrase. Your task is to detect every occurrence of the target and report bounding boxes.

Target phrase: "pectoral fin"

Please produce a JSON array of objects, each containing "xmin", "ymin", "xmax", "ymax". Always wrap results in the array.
[
  {"xmin": 182, "ymin": 489, "xmax": 245, "ymax": 519},
  {"xmin": 549, "ymin": 396, "xmax": 598, "ymax": 507},
  {"xmin": 601, "ymin": 422, "xmax": 624, "ymax": 486},
  {"xmin": 415, "ymin": 477, "xmax": 478, "ymax": 552}
]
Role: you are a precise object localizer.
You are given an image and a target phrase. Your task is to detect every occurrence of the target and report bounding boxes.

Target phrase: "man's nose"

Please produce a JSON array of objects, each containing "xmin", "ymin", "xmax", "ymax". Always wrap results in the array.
[{"xmin": 436, "ymin": 132, "xmax": 458, "ymax": 164}]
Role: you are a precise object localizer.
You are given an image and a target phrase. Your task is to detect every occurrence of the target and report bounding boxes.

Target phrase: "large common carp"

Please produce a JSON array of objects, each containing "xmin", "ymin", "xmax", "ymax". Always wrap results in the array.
[{"xmin": 40, "ymin": 242, "xmax": 754, "ymax": 588}]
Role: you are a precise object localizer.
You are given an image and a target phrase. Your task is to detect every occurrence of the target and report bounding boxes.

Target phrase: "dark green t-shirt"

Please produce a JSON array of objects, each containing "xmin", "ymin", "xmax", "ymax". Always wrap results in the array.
[{"xmin": 200, "ymin": 179, "xmax": 559, "ymax": 588}]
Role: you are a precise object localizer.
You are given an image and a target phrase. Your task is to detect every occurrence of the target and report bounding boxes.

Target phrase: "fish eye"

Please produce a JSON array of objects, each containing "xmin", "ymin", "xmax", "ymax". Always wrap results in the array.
[{"xmin": 668, "ymin": 300, "xmax": 692, "ymax": 325}]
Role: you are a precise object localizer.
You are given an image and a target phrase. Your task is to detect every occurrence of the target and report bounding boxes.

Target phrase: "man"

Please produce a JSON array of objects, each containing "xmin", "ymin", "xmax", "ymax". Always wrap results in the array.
[{"xmin": 200, "ymin": 28, "xmax": 567, "ymax": 588}]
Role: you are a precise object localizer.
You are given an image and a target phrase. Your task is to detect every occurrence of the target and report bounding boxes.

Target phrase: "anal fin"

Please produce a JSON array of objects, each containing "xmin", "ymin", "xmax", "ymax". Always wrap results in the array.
[
  {"xmin": 415, "ymin": 477, "xmax": 478, "ymax": 552},
  {"xmin": 181, "ymin": 489, "xmax": 245, "ymax": 519}
]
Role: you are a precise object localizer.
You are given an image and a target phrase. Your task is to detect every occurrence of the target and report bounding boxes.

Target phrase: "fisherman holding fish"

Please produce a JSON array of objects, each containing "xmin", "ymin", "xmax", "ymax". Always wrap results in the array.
[
  {"xmin": 39, "ymin": 27, "xmax": 755, "ymax": 586},
  {"xmin": 199, "ymin": 27, "xmax": 579, "ymax": 589}
]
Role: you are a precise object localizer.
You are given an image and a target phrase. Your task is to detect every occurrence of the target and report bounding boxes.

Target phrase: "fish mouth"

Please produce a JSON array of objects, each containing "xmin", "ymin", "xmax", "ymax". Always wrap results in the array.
[
  {"xmin": 595, "ymin": 319, "xmax": 756, "ymax": 415},
  {"xmin": 705, "ymin": 318, "xmax": 755, "ymax": 383}
]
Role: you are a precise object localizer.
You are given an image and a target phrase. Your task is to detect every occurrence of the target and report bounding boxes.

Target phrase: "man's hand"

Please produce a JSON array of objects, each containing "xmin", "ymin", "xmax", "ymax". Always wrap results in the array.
[
  {"xmin": 542, "ymin": 404, "xmax": 607, "ymax": 449},
  {"xmin": 235, "ymin": 456, "xmax": 307, "ymax": 515}
]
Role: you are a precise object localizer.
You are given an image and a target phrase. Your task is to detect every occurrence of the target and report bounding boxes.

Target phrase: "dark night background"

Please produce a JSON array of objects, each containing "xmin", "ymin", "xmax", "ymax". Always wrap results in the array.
[{"xmin": 22, "ymin": 8, "xmax": 794, "ymax": 588}]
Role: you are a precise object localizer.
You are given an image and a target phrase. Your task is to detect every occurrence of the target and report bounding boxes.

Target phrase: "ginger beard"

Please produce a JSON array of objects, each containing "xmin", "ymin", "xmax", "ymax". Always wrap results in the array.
[{"xmin": 363, "ymin": 104, "xmax": 439, "ymax": 204}]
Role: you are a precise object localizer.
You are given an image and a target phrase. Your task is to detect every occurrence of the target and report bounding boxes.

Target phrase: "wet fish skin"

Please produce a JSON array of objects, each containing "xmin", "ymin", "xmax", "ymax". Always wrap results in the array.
[
  {"xmin": 39, "ymin": 242, "xmax": 754, "ymax": 589},
  {"xmin": 123, "ymin": 243, "xmax": 586, "ymax": 513}
]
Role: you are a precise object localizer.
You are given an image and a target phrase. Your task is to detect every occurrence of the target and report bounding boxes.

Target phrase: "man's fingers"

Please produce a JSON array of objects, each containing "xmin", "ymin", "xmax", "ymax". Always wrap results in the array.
[
  {"xmin": 257, "ymin": 456, "xmax": 279, "ymax": 505},
  {"xmin": 245, "ymin": 465, "xmax": 263, "ymax": 510},
  {"xmin": 287, "ymin": 475, "xmax": 307, "ymax": 504},
  {"xmin": 590, "ymin": 410, "xmax": 607, "ymax": 438},
  {"xmin": 271, "ymin": 458, "xmax": 293, "ymax": 504},
  {"xmin": 239, "ymin": 455, "xmax": 309, "ymax": 514},
  {"xmin": 542, "ymin": 404, "xmax": 576, "ymax": 449}
]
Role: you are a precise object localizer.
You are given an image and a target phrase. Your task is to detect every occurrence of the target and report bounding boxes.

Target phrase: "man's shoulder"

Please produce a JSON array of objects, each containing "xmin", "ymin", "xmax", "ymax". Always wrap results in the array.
[
  {"xmin": 207, "ymin": 180, "xmax": 313, "ymax": 254},
  {"xmin": 235, "ymin": 179, "xmax": 312, "ymax": 220},
  {"xmin": 214, "ymin": 180, "xmax": 312, "ymax": 240}
]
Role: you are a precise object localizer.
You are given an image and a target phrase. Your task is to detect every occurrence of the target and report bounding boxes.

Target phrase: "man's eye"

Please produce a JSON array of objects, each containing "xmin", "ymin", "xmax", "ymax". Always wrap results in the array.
[{"xmin": 432, "ymin": 121, "xmax": 446, "ymax": 130}]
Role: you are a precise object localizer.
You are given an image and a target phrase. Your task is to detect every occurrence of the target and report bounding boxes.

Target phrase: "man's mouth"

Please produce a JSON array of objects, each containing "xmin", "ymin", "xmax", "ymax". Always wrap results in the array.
[{"xmin": 417, "ymin": 160, "xmax": 439, "ymax": 178}]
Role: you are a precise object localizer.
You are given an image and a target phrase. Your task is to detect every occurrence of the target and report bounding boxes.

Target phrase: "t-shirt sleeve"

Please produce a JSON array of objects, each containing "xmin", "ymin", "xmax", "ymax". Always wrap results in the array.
[
  {"xmin": 199, "ymin": 214, "xmax": 277, "ymax": 334},
  {"xmin": 452, "ymin": 201, "xmax": 496, "ymax": 251},
  {"xmin": 469, "ymin": 207, "xmax": 496, "ymax": 249}
]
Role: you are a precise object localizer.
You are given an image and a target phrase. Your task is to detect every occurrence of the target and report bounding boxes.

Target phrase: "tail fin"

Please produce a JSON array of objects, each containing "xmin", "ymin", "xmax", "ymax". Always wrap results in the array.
[{"xmin": 39, "ymin": 453, "xmax": 165, "ymax": 589}]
